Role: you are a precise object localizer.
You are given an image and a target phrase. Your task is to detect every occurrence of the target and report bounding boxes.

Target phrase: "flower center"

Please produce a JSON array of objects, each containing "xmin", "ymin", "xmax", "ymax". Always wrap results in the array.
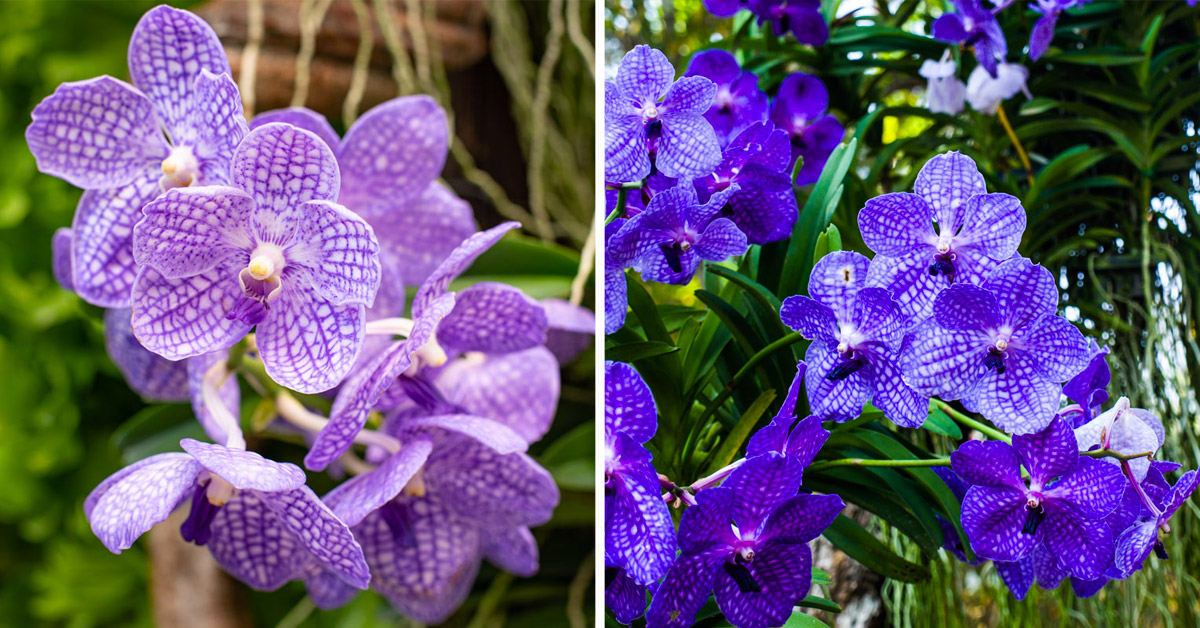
[
  {"xmin": 380, "ymin": 501, "xmax": 418, "ymax": 548},
  {"xmin": 928, "ymin": 251, "xmax": 956, "ymax": 277},
  {"xmin": 227, "ymin": 243, "xmax": 286, "ymax": 326},
  {"xmin": 642, "ymin": 101, "xmax": 660, "ymax": 122},
  {"xmin": 160, "ymin": 145, "xmax": 200, "ymax": 191},
  {"xmin": 715, "ymin": 89, "xmax": 734, "ymax": 111},
  {"xmin": 1021, "ymin": 497, "xmax": 1045, "ymax": 536},
  {"xmin": 179, "ymin": 474, "xmax": 235, "ymax": 546}
]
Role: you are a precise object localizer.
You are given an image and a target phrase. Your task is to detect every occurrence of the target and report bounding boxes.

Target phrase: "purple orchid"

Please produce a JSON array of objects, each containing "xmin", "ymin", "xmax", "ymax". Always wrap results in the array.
[
  {"xmin": 931, "ymin": 468, "xmax": 983, "ymax": 565},
  {"xmin": 27, "ymin": 6, "xmax": 246, "ymax": 308},
  {"xmin": 607, "ymin": 563, "xmax": 649, "ymax": 624},
  {"xmin": 781, "ymin": 251, "xmax": 929, "ymax": 427},
  {"xmin": 951, "ymin": 417, "xmax": 1125, "ymax": 580},
  {"xmin": 305, "ymin": 223, "xmax": 549, "ymax": 471},
  {"xmin": 693, "ymin": 122, "xmax": 798, "ymax": 244},
  {"xmin": 859, "ymin": 151, "xmax": 1026, "ymax": 322},
  {"xmin": 606, "ymin": 217, "xmax": 631, "ymax": 334},
  {"xmin": 932, "ymin": 0, "xmax": 1008, "ymax": 78},
  {"xmin": 768, "ymin": 72, "xmax": 844, "ymax": 185},
  {"xmin": 609, "ymin": 184, "xmax": 746, "ymax": 286},
  {"xmin": 683, "ymin": 50, "xmax": 769, "ymax": 148},
  {"xmin": 645, "ymin": 454, "xmax": 843, "ymax": 628},
  {"xmin": 1029, "ymin": 0, "xmax": 1093, "ymax": 61},
  {"xmin": 605, "ymin": 360, "xmax": 676, "ymax": 586},
  {"xmin": 605, "ymin": 45, "xmax": 722, "ymax": 184},
  {"xmin": 743, "ymin": 362, "xmax": 832, "ymax": 468},
  {"xmin": 741, "ymin": 0, "xmax": 829, "ymax": 46},
  {"xmin": 250, "ymin": 98, "xmax": 475, "ymax": 312},
  {"xmin": 965, "ymin": 63, "xmax": 1030, "ymax": 114},
  {"xmin": 1074, "ymin": 397, "xmax": 1164, "ymax": 480},
  {"xmin": 541, "ymin": 298, "xmax": 597, "ymax": 364},
  {"xmin": 920, "ymin": 53, "xmax": 967, "ymax": 115},
  {"xmin": 129, "ymin": 122, "xmax": 382, "ymax": 394},
  {"xmin": 86, "ymin": 437, "xmax": 369, "ymax": 592},
  {"xmin": 901, "ymin": 257, "xmax": 1089, "ymax": 434},
  {"xmin": 1114, "ymin": 464, "xmax": 1198, "ymax": 577},
  {"xmin": 1060, "ymin": 339, "xmax": 1110, "ymax": 425}
]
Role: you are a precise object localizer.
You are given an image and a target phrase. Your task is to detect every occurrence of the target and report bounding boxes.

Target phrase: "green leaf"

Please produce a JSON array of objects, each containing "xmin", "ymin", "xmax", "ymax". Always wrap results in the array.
[
  {"xmin": 823, "ymin": 515, "xmax": 931, "ymax": 583},
  {"xmin": 784, "ymin": 610, "xmax": 834, "ymax": 627},
  {"xmin": 704, "ymin": 389, "xmax": 776, "ymax": 474},
  {"xmin": 813, "ymin": 224, "xmax": 843, "ymax": 264},
  {"xmin": 798, "ymin": 595, "xmax": 843, "ymax": 613},
  {"xmin": 779, "ymin": 139, "xmax": 858, "ymax": 298},
  {"xmin": 811, "ymin": 568, "xmax": 833, "ymax": 586},
  {"xmin": 922, "ymin": 405, "xmax": 963, "ymax": 438},
  {"xmin": 604, "ymin": 341, "xmax": 679, "ymax": 363},
  {"xmin": 447, "ymin": 274, "xmax": 572, "ymax": 300},
  {"xmin": 539, "ymin": 422, "xmax": 594, "ymax": 491},
  {"xmin": 461, "ymin": 233, "xmax": 579, "ymax": 277},
  {"xmin": 1045, "ymin": 47, "xmax": 1145, "ymax": 66},
  {"xmin": 111, "ymin": 403, "xmax": 206, "ymax": 464}
]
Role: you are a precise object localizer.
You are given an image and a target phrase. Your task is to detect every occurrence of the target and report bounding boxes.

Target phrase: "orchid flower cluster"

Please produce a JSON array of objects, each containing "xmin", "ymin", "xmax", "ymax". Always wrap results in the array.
[
  {"xmin": 604, "ymin": 149, "xmax": 1197, "ymax": 626},
  {"xmin": 30, "ymin": 6, "xmax": 592, "ymax": 623},
  {"xmin": 604, "ymin": 44, "xmax": 843, "ymax": 332},
  {"xmin": 921, "ymin": 0, "xmax": 1094, "ymax": 115},
  {"xmin": 701, "ymin": 0, "xmax": 829, "ymax": 46}
]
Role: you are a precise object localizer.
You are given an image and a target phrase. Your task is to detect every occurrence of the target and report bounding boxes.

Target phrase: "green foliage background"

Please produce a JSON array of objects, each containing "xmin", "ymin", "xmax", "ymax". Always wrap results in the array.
[
  {"xmin": 606, "ymin": 0, "xmax": 1200, "ymax": 626},
  {"xmin": 0, "ymin": 1, "xmax": 596, "ymax": 627}
]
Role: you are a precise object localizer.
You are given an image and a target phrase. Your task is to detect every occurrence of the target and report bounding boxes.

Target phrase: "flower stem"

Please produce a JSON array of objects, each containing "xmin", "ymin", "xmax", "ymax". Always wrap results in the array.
[
  {"xmin": 688, "ymin": 458, "xmax": 746, "ymax": 491},
  {"xmin": 808, "ymin": 457, "xmax": 951, "ymax": 471},
  {"xmin": 995, "ymin": 104, "xmax": 1034, "ymax": 184},
  {"xmin": 275, "ymin": 391, "xmax": 401, "ymax": 454},
  {"xmin": 1083, "ymin": 448, "xmax": 1155, "ymax": 462},
  {"xmin": 932, "ymin": 399, "xmax": 1011, "ymax": 443}
]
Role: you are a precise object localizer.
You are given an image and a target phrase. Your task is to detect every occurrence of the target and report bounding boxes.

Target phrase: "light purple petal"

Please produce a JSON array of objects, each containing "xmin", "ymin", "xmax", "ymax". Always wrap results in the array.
[
  {"xmin": 127, "ymin": 6, "xmax": 231, "ymax": 136},
  {"xmin": 900, "ymin": 318, "xmax": 989, "ymax": 400},
  {"xmin": 1017, "ymin": 315, "xmax": 1089, "ymax": 382},
  {"xmin": 304, "ymin": 564, "xmax": 358, "ymax": 609},
  {"xmin": 961, "ymin": 485, "xmax": 1036, "ymax": 562},
  {"xmin": 306, "ymin": 293, "xmax": 454, "ymax": 471},
  {"xmin": 324, "ymin": 436, "xmax": 434, "ymax": 527},
  {"xmin": 1040, "ymin": 511, "xmax": 1112, "ymax": 580},
  {"xmin": 131, "ymin": 262, "xmax": 250, "ymax": 360},
  {"xmin": 483, "ymin": 526, "xmax": 539, "ymax": 577},
  {"xmin": 644, "ymin": 548, "xmax": 726, "ymax": 628},
  {"xmin": 133, "ymin": 186, "xmax": 255, "ymax": 278},
  {"xmin": 656, "ymin": 113, "xmax": 722, "ymax": 179},
  {"xmin": 186, "ymin": 349, "xmax": 240, "ymax": 445},
  {"xmin": 605, "ymin": 82, "xmax": 651, "ymax": 184},
  {"xmin": 72, "ymin": 170, "xmax": 162, "ymax": 308},
  {"xmin": 261, "ymin": 486, "xmax": 371, "ymax": 589},
  {"xmin": 85, "ymin": 452, "xmax": 201, "ymax": 553},
  {"xmin": 723, "ymin": 453, "xmax": 803, "ymax": 533},
  {"xmin": 284, "ymin": 199, "xmax": 381, "ymax": 307},
  {"xmin": 913, "ymin": 151, "xmax": 986, "ymax": 230},
  {"xmin": 956, "ymin": 193, "xmax": 1026, "ymax": 260},
  {"xmin": 396, "ymin": 414, "xmax": 529, "ymax": 455},
  {"xmin": 1042, "ymin": 456, "xmax": 1124, "ymax": 519},
  {"xmin": 413, "ymin": 222, "xmax": 519, "ymax": 317},
  {"xmin": 180, "ymin": 439, "xmax": 306, "ymax": 491},
  {"xmin": 660, "ymin": 75, "xmax": 717, "ymax": 116},
  {"xmin": 175, "ymin": 70, "xmax": 247, "ymax": 186},
  {"xmin": 437, "ymin": 282, "xmax": 548, "ymax": 354},
  {"xmin": 250, "ymin": 107, "xmax": 341, "ymax": 152},
  {"xmin": 983, "ymin": 258, "xmax": 1058, "ymax": 330},
  {"xmin": 780, "ymin": 295, "xmax": 837, "ymax": 341},
  {"xmin": 933, "ymin": 284, "xmax": 1000, "ymax": 331},
  {"xmin": 951, "ymin": 440, "xmax": 1023, "ymax": 489},
  {"xmin": 1012, "ymin": 417, "xmax": 1078, "ymax": 487},
  {"xmin": 805, "ymin": 341, "xmax": 873, "ymax": 422},
  {"xmin": 231, "ymin": 123, "xmax": 340, "ymax": 220},
  {"xmin": 437, "ymin": 347, "xmax": 561, "ymax": 443},
  {"xmin": 858, "ymin": 193, "xmax": 937, "ymax": 257},
  {"xmin": 425, "ymin": 436, "xmax": 558, "ymax": 527},
  {"xmin": 26, "ymin": 76, "xmax": 168, "ymax": 189},
  {"xmin": 762, "ymin": 493, "xmax": 844, "ymax": 544},
  {"xmin": 615, "ymin": 45, "xmax": 674, "ymax": 104},
  {"xmin": 337, "ymin": 96, "xmax": 448, "ymax": 209},
  {"xmin": 809, "ymin": 250, "xmax": 871, "ymax": 321},
  {"xmin": 605, "ymin": 360, "xmax": 658, "ymax": 443},
  {"xmin": 256, "ymin": 280, "xmax": 365, "ymax": 393},
  {"xmin": 206, "ymin": 490, "xmax": 313, "ymax": 590},
  {"xmin": 52, "ymin": 228, "xmax": 75, "ymax": 292},
  {"xmin": 869, "ymin": 355, "xmax": 929, "ymax": 428},
  {"xmin": 542, "ymin": 298, "xmax": 596, "ymax": 364},
  {"xmin": 103, "ymin": 307, "xmax": 189, "ymax": 401},
  {"xmin": 968, "ymin": 350, "xmax": 1062, "ymax": 434},
  {"xmin": 864, "ymin": 251, "xmax": 951, "ymax": 321},
  {"xmin": 853, "ymin": 287, "xmax": 908, "ymax": 344},
  {"xmin": 713, "ymin": 541, "xmax": 812, "ymax": 628},
  {"xmin": 361, "ymin": 181, "xmax": 476, "ymax": 286}
]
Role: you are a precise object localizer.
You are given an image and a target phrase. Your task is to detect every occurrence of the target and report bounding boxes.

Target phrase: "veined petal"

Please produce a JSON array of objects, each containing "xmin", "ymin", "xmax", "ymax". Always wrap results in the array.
[
  {"xmin": 232, "ymin": 123, "xmax": 340, "ymax": 228},
  {"xmin": 396, "ymin": 414, "xmax": 529, "ymax": 455},
  {"xmin": 1016, "ymin": 314, "xmax": 1089, "ymax": 382},
  {"xmin": 127, "ymin": 6, "xmax": 231, "ymax": 136},
  {"xmin": 324, "ymin": 436, "xmax": 434, "ymax": 527},
  {"xmin": 714, "ymin": 540, "xmax": 813, "ymax": 628},
  {"xmin": 103, "ymin": 307, "xmax": 189, "ymax": 401},
  {"xmin": 186, "ymin": 349, "xmax": 240, "ymax": 446},
  {"xmin": 176, "ymin": 70, "xmax": 247, "ymax": 186},
  {"xmin": 131, "ymin": 262, "xmax": 250, "ymax": 360},
  {"xmin": 723, "ymin": 453, "xmax": 803, "ymax": 533},
  {"xmin": 858, "ymin": 192, "xmax": 936, "ymax": 257},
  {"xmin": 304, "ymin": 563, "xmax": 359, "ymax": 609},
  {"xmin": 605, "ymin": 83, "xmax": 651, "ymax": 184},
  {"xmin": 1113, "ymin": 520, "xmax": 1157, "ymax": 578},
  {"xmin": 413, "ymin": 222, "xmax": 519, "ymax": 317},
  {"xmin": 961, "ymin": 485, "xmax": 1036, "ymax": 562},
  {"xmin": 809, "ymin": 250, "xmax": 870, "ymax": 322},
  {"xmin": 261, "ymin": 486, "xmax": 371, "ymax": 589},
  {"xmin": 359, "ymin": 182, "xmax": 476, "ymax": 286},
  {"xmin": 606, "ymin": 567, "xmax": 647, "ymax": 624},
  {"xmin": 983, "ymin": 258, "xmax": 1058, "ymax": 331},
  {"xmin": 995, "ymin": 553, "xmax": 1036, "ymax": 600},
  {"xmin": 899, "ymin": 318, "xmax": 989, "ymax": 400},
  {"xmin": 483, "ymin": 526, "xmax": 539, "ymax": 577},
  {"xmin": 969, "ymin": 350, "xmax": 1062, "ymax": 435},
  {"xmin": 250, "ymin": 107, "xmax": 341, "ymax": 152},
  {"xmin": 615, "ymin": 45, "xmax": 674, "ymax": 104},
  {"xmin": 657, "ymin": 113, "xmax": 722, "ymax": 179},
  {"xmin": 284, "ymin": 199, "xmax": 381, "ymax": 307},
  {"xmin": 607, "ymin": 435, "xmax": 677, "ymax": 585},
  {"xmin": 257, "ymin": 280, "xmax": 366, "ymax": 394},
  {"xmin": 933, "ymin": 284, "xmax": 1001, "ymax": 332},
  {"xmin": 784, "ymin": 415, "xmax": 829, "ymax": 470},
  {"xmin": 1042, "ymin": 456, "xmax": 1124, "ymax": 519},
  {"xmin": 854, "ymin": 287, "xmax": 908, "ymax": 344},
  {"xmin": 605, "ymin": 360, "xmax": 658, "ymax": 442},
  {"xmin": 956, "ymin": 193, "xmax": 1026, "ymax": 260},
  {"xmin": 26, "ymin": 76, "xmax": 168, "ymax": 189},
  {"xmin": 1040, "ymin": 510, "xmax": 1112, "ymax": 580},
  {"xmin": 864, "ymin": 251, "xmax": 950, "ymax": 322},
  {"xmin": 425, "ymin": 436, "xmax": 558, "ymax": 527},
  {"xmin": 206, "ymin": 490, "xmax": 312, "ymax": 590},
  {"xmin": 805, "ymin": 341, "xmax": 873, "ymax": 422},
  {"xmin": 644, "ymin": 547, "xmax": 726, "ymax": 628},
  {"xmin": 133, "ymin": 186, "xmax": 255, "ymax": 278},
  {"xmin": 660, "ymin": 75, "xmax": 718, "ymax": 116},
  {"xmin": 694, "ymin": 217, "xmax": 748, "ymax": 262},
  {"xmin": 762, "ymin": 493, "xmax": 844, "ymax": 544},
  {"xmin": 438, "ymin": 347, "xmax": 560, "ymax": 443},
  {"xmin": 869, "ymin": 355, "xmax": 929, "ymax": 428},
  {"xmin": 86, "ymin": 452, "xmax": 201, "ymax": 553},
  {"xmin": 337, "ymin": 96, "xmax": 449, "ymax": 209},
  {"xmin": 677, "ymin": 487, "xmax": 737, "ymax": 553},
  {"xmin": 913, "ymin": 151, "xmax": 986, "ymax": 231},
  {"xmin": 180, "ymin": 439, "xmax": 306, "ymax": 491},
  {"xmin": 605, "ymin": 267, "xmax": 629, "ymax": 334},
  {"xmin": 779, "ymin": 295, "xmax": 837, "ymax": 342},
  {"xmin": 72, "ymin": 170, "xmax": 163, "ymax": 308},
  {"xmin": 951, "ymin": 440, "xmax": 1023, "ymax": 489},
  {"xmin": 437, "ymin": 282, "xmax": 548, "ymax": 354},
  {"xmin": 1011, "ymin": 417, "xmax": 1078, "ymax": 487}
]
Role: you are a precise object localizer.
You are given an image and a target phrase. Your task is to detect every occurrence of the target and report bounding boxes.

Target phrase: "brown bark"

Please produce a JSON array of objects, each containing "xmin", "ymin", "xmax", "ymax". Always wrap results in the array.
[{"xmin": 147, "ymin": 510, "xmax": 254, "ymax": 628}]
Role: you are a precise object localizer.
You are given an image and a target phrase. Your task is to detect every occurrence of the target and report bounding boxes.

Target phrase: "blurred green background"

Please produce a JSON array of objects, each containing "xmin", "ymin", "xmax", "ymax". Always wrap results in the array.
[
  {"xmin": 607, "ymin": 0, "xmax": 1200, "ymax": 626},
  {"xmin": 0, "ymin": 1, "xmax": 596, "ymax": 626}
]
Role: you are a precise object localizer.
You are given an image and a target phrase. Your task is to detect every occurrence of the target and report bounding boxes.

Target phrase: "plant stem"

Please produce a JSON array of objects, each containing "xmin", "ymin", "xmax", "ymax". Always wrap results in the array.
[
  {"xmin": 932, "ymin": 399, "xmax": 1012, "ymax": 443},
  {"xmin": 808, "ymin": 457, "xmax": 951, "ymax": 471},
  {"xmin": 1083, "ymin": 448, "xmax": 1155, "ymax": 462},
  {"xmin": 996, "ymin": 103, "xmax": 1034, "ymax": 184}
]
